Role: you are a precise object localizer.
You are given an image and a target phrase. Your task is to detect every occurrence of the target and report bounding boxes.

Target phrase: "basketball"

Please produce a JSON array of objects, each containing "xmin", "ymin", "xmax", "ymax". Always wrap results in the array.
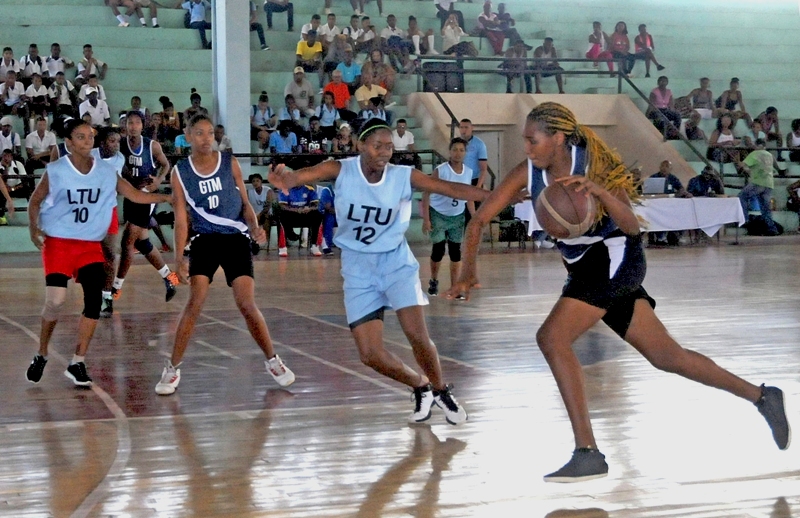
[{"xmin": 534, "ymin": 182, "xmax": 596, "ymax": 239}]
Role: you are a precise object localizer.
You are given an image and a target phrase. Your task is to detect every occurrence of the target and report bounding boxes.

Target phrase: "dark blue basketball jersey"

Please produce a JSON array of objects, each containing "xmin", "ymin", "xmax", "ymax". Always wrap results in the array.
[
  {"xmin": 174, "ymin": 152, "xmax": 248, "ymax": 235},
  {"xmin": 120, "ymin": 136, "xmax": 158, "ymax": 188},
  {"xmin": 56, "ymin": 142, "xmax": 69, "ymax": 158}
]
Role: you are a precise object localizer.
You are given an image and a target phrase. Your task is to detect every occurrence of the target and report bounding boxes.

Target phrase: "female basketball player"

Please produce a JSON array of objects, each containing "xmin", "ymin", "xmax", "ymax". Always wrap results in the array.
[
  {"xmin": 269, "ymin": 118, "xmax": 487, "ymax": 425},
  {"xmin": 447, "ymin": 102, "xmax": 790, "ymax": 481},
  {"xmin": 26, "ymin": 118, "xmax": 171, "ymax": 387},
  {"xmin": 155, "ymin": 114, "xmax": 295, "ymax": 396}
]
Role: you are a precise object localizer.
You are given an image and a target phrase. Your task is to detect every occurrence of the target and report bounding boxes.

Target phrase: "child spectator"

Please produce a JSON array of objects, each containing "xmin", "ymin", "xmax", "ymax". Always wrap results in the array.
[
  {"xmin": 586, "ymin": 21, "xmax": 614, "ymax": 74},
  {"xmin": 285, "ymin": 68, "xmax": 316, "ymax": 117},
  {"xmin": 314, "ymin": 91, "xmax": 340, "ymax": 139},
  {"xmin": 106, "ymin": 0, "xmax": 136, "ymax": 26},
  {"xmin": 610, "ymin": 21, "xmax": 633, "ymax": 75},
  {"xmin": 76, "ymin": 44, "xmax": 107, "ymax": 86},
  {"xmin": 247, "ymin": 173, "xmax": 277, "ymax": 250},
  {"xmin": 743, "ymin": 120, "xmax": 766, "ymax": 149},
  {"xmin": 0, "ymin": 117, "xmax": 23, "ymax": 156},
  {"xmin": 25, "ymin": 74, "xmax": 50, "ymax": 122},
  {"xmin": 532, "ymin": 38, "xmax": 565, "ymax": 94},
  {"xmin": 407, "ymin": 16, "xmax": 437, "ymax": 56},
  {"xmin": 647, "ymin": 76, "xmax": 681, "ymax": 139},
  {"xmin": 716, "ymin": 78, "xmax": 752, "ymax": 127},
  {"xmin": 0, "ymin": 148, "xmax": 25, "ymax": 206},
  {"xmin": 251, "ymin": 91, "xmax": 278, "ymax": 144},
  {"xmin": 174, "ymin": 131, "xmax": 191, "ymax": 155},
  {"xmin": 212, "ymin": 124, "xmax": 232, "ymax": 152},
  {"xmin": 359, "ymin": 96, "xmax": 388, "ymax": 123},
  {"xmin": 143, "ymin": 112, "xmax": 172, "ymax": 150},
  {"xmin": 132, "ymin": 0, "xmax": 159, "ymax": 28},
  {"xmin": 126, "ymin": 95, "xmax": 150, "ymax": 126},
  {"xmin": 278, "ymin": 94, "xmax": 305, "ymax": 132},
  {"xmin": 181, "ymin": 0, "xmax": 212, "ymax": 49},
  {"xmin": 332, "ymin": 122, "xmax": 356, "ymax": 152},
  {"xmin": 687, "ymin": 77, "xmax": 715, "ymax": 119},
  {"xmin": 78, "ymin": 75, "xmax": 107, "ymax": 102},
  {"xmin": 48, "ymin": 72, "xmax": 77, "ymax": 119},
  {"xmin": 24, "ymin": 117, "xmax": 56, "ymax": 176},
  {"xmin": 264, "ymin": 0, "xmax": 294, "ymax": 31},
  {"xmin": 182, "ymin": 88, "xmax": 209, "ymax": 128},
  {"xmin": 0, "ymin": 71, "xmax": 30, "ymax": 132},
  {"xmin": 0, "ymin": 48, "xmax": 21, "ymax": 80},
  {"xmin": 19, "ymin": 44, "xmax": 44, "ymax": 89},
  {"xmin": 43, "ymin": 44, "xmax": 74, "ymax": 86},
  {"xmin": 157, "ymin": 96, "xmax": 182, "ymax": 142},
  {"xmin": 632, "ymin": 24, "xmax": 665, "ymax": 78}
]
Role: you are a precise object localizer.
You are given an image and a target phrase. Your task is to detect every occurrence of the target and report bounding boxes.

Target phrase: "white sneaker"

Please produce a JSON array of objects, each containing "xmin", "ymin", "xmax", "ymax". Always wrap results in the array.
[
  {"xmin": 434, "ymin": 384, "xmax": 468, "ymax": 425},
  {"xmin": 118, "ymin": 21, "xmax": 130, "ymax": 27},
  {"xmin": 278, "ymin": 247, "xmax": 288, "ymax": 257},
  {"xmin": 409, "ymin": 383, "xmax": 435, "ymax": 423},
  {"xmin": 310, "ymin": 244, "xmax": 322, "ymax": 256},
  {"xmin": 155, "ymin": 362, "xmax": 181, "ymax": 395},
  {"xmin": 266, "ymin": 355, "xmax": 295, "ymax": 387}
]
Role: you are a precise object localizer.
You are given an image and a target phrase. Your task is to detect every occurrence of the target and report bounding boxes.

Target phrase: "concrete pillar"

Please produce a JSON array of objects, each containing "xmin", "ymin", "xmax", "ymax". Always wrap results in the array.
[{"xmin": 212, "ymin": 0, "xmax": 251, "ymax": 175}]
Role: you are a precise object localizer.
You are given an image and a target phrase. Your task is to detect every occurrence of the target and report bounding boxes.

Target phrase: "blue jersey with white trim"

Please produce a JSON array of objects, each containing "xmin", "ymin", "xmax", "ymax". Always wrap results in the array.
[
  {"xmin": 90, "ymin": 147, "xmax": 124, "ymax": 177},
  {"xmin": 174, "ymin": 152, "xmax": 248, "ymax": 235},
  {"xmin": 528, "ymin": 146, "xmax": 628, "ymax": 273},
  {"xmin": 120, "ymin": 136, "xmax": 158, "ymax": 188},
  {"xmin": 333, "ymin": 156, "xmax": 412, "ymax": 253},
  {"xmin": 39, "ymin": 155, "xmax": 118, "ymax": 241}
]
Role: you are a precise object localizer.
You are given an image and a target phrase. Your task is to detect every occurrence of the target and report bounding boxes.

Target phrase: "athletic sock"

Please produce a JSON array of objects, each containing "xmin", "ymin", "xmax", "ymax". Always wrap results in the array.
[
  {"xmin": 152, "ymin": 17, "xmax": 158, "ymax": 25},
  {"xmin": 71, "ymin": 355, "xmax": 85, "ymax": 365},
  {"xmin": 116, "ymin": 14, "xmax": 126, "ymax": 23},
  {"xmin": 157, "ymin": 265, "xmax": 171, "ymax": 278},
  {"xmin": 112, "ymin": 277, "xmax": 125, "ymax": 290},
  {"xmin": 102, "ymin": 290, "xmax": 112, "ymax": 300},
  {"xmin": 139, "ymin": 17, "xmax": 146, "ymax": 25}
]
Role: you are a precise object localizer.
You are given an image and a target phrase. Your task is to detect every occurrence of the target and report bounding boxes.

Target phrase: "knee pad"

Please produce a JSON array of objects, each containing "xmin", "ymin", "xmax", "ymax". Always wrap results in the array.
[
  {"xmin": 134, "ymin": 238, "xmax": 154, "ymax": 256},
  {"xmin": 42, "ymin": 286, "xmax": 67, "ymax": 321},
  {"xmin": 77, "ymin": 263, "xmax": 105, "ymax": 320},
  {"xmin": 431, "ymin": 241, "xmax": 446, "ymax": 262},
  {"xmin": 447, "ymin": 241, "xmax": 461, "ymax": 263}
]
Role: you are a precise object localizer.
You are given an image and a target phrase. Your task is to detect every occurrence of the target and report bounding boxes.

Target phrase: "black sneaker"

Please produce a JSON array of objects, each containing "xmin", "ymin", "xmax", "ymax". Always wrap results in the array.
[
  {"xmin": 26, "ymin": 354, "xmax": 47, "ymax": 383},
  {"xmin": 164, "ymin": 272, "xmax": 179, "ymax": 302},
  {"xmin": 756, "ymin": 384, "xmax": 791, "ymax": 450},
  {"xmin": 544, "ymin": 448, "xmax": 609, "ymax": 483},
  {"xmin": 433, "ymin": 384, "xmax": 468, "ymax": 425},
  {"xmin": 427, "ymin": 279, "xmax": 438, "ymax": 296},
  {"xmin": 64, "ymin": 362, "xmax": 93, "ymax": 387},
  {"xmin": 100, "ymin": 297, "xmax": 113, "ymax": 317},
  {"xmin": 409, "ymin": 383, "xmax": 435, "ymax": 423}
]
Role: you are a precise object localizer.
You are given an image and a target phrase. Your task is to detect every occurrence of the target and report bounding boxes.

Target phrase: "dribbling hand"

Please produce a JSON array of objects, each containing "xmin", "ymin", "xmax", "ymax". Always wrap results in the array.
[{"xmin": 268, "ymin": 163, "xmax": 293, "ymax": 194}]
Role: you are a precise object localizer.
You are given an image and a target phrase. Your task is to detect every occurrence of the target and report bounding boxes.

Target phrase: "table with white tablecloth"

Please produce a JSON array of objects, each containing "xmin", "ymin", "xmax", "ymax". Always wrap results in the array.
[{"xmin": 514, "ymin": 196, "xmax": 745, "ymax": 237}]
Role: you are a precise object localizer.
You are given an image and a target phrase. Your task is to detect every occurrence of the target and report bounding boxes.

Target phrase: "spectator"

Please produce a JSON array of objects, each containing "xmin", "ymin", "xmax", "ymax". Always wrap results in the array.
[
  {"xmin": 687, "ymin": 77, "xmax": 715, "ymax": 119},
  {"xmin": 301, "ymin": 14, "xmax": 322, "ymax": 41},
  {"xmin": 477, "ymin": 1, "xmax": 505, "ymax": 56},
  {"xmin": 43, "ymin": 43, "xmax": 74, "ymax": 86},
  {"xmin": 78, "ymin": 75, "xmax": 107, "ymax": 102},
  {"xmin": 251, "ymin": 91, "xmax": 278, "ymax": 146},
  {"xmin": 48, "ymin": 72, "xmax": 77, "ymax": 119},
  {"xmin": 247, "ymin": 173, "xmax": 277, "ymax": 250},
  {"xmin": 787, "ymin": 178, "xmax": 800, "ymax": 226},
  {"xmin": 285, "ymin": 67, "xmax": 316, "ymax": 117},
  {"xmin": 212, "ymin": 124, "xmax": 232, "ymax": 152},
  {"xmin": 532, "ymin": 38, "xmax": 565, "ymax": 94},
  {"xmin": 332, "ymin": 122, "xmax": 355, "ymax": 152},
  {"xmin": 354, "ymin": 74, "xmax": 387, "ymax": 110},
  {"xmin": 0, "ymin": 71, "xmax": 30, "ymax": 133},
  {"xmin": 0, "ymin": 116, "xmax": 22, "ymax": 156},
  {"xmin": 76, "ymin": 44, "xmax": 107, "ymax": 86},
  {"xmin": 333, "ymin": 47, "xmax": 362, "ymax": 96},
  {"xmin": 632, "ymin": 24, "xmax": 665, "ymax": 78},
  {"xmin": 683, "ymin": 111, "xmax": 706, "ymax": 142},
  {"xmin": 324, "ymin": 0, "xmax": 359, "ymax": 16},
  {"xmin": 707, "ymin": 115, "xmax": 741, "ymax": 168},
  {"xmin": 24, "ymin": 117, "xmax": 56, "ymax": 178},
  {"xmin": 610, "ymin": 21, "xmax": 633, "ymax": 76},
  {"xmin": 716, "ymin": 77, "xmax": 752, "ymax": 127},
  {"xmin": 441, "ymin": 13, "xmax": 474, "ymax": 57},
  {"xmin": 459, "ymin": 118, "xmax": 488, "ymax": 188},
  {"xmin": 299, "ymin": 116, "xmax": 328, "ymax": 159},
  {"xmin": 687, "ymin": 165, "xmax": 724, "ymax": 197},
  {"xmin": 319, "ymin": 13, "xmax": 342, "ymax": 51},
  {"xmin": 182, "ymin": 88, "xmax": 209, "ymax": 128},
  {"xmin": 143, "ymin": 112, "xmax": 171, "ymax": 147},
  {"xmin": 407, "ymin": 16, "xmax": 436, "ymax": 56},
  {"xmin": 359, "ymin": 96, "xmax": 388, "ymax": 123},
  {"xmin": 315, "ymin": 91, "xmax": 340, "ymax": 139},
  {"xmin": 78, "ymin": 87, "xmax": 111, "ymax": 127},
  {"xmin": 361, "ymin": 49, "xmax": 396, "ymax": 96},
  {"xmin": 324, "ymin": 70, "xmax": 355, "ymax": 122},
  {"xmin": 296, "ymin": 31, "xmax": 325, "ymax": 89},
  {"xmin": 0, "ymin": 48, "xmax": 21, "ymax": 80},
  {"xmin": 342, "ymin": 14, "xmax": 365, "ymax": 51},
  {"xmin": 324, "ymin": 35, "xmax": 350, "ymax": 81},
  {"xmin": 25, "ymin": 74, "xmax": 49, "ymax": 123},
  {"xmin": 786, "ymin": 119, "xmax": 800, "ymax": 163},
  {"xmin": 738, "ymin": 139, "xmax": 779, "ymax": 235},
  {"xmin": 648, "ymin": 160, "xmax": 690, "ymax": 246},
  {"xmin": 250, "ymin": 1, "xmax": 270, "ymax": 50},
  {"xmin": 106, "ymin": 0, "xmax": 136, "ymax": 26},
  {"xmin": 586, "ymin": 21, "xmax": 614, "ymax": 74},
  {"xmin": 132, "ymin": 0, "xmax": 159, "ymax": 27},
  {"xmin": 495, "ymin": 3, "xmax": 522, "ymax": 42},
  {"xmin": 756, "ymin": 107, "xmax": 784, "ymax": 160},
  {"xmin": 157, "ymin": 96, "xmax": 182, "ymax": 142},
  {"xmin": 743, "ymin": 120, "xmax": 766, "ymax": 149},
  {"xmin": 391, "ymin": 118, "xmax": 421, "ymax": 169},
  {"xmin": 434, "ymin": 0, "xmax": 464, "ymax": 30},
  {"xmin": 19, "ymin": 44, "xmax": 44, "ymax": 89},
  {"xmin": 264, "ymin": 0, "xmax": 294, "ymax": 31},
  {"xmin": 276, "ymin": 184, "xmax": 323, "ymax": 257},
  {"xmin": 381, "ymin": 15, "xmax": 415, "ymax": 73},
  {"xmin": 318, "ymin": 184, "xmax": 335, "ymax": 254},
  {"xmin": 278, "ymin": 94, "xmax": 305, "ymax": 132},
  {"xmin": 173, "ymin": 131, "xmax": 191, "ymax": 155},
  {"xmin": 358, "ymin": 16, "xmax": 379, "ymax": 55},
  {"xmin": 647, "ymin": 76, "xmax": 681, "ymax": 139},
  {"xmin": 500, "ymin": 37, "xmax": 532, "ymax": 94},
  {"xmin": 0, "ymin": 148, "xmax": 25, "ymax": 206},
  {"xmin": 269, "ymin": 120, "xmax": 299, "ymax": 158},
  {"xmin": 126, "ymin": 95, "xmax": 150, "ymax": 125},
  {"xmin": 181, "ymin": 0, "xmax": 212, "ymax": 49}
]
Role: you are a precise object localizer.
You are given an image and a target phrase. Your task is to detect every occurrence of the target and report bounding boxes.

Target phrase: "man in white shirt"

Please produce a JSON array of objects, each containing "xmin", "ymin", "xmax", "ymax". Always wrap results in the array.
[
  {"xmin": 317, "ymin": 13, "xmax": 341, "ymax": 51},
  {"xmin": 24, "ymin": 117, "xmax": 56, "ymax": 176},
  {"xmin": 0, "ymin": 48, "xmax": 21, "ymax": 80},
  {"xmin": 19, "ymin": 44, "xmax": 45, "ymax": 88},
  {"xmin": 0, "ymin": 147, "xmax": 27, "ymax": 203},
  {"xmin": 380, "ymin": 14, "xmax": 414, "ymax": 72},
  {"xmin": 79, "ymin": 87, "xmax": 111, "ymax": 127},
  {"xmin": 0, "ymin": 71, "xmax": 29, "ymax": 128},
  {"xmin": 48, "ymin": 72, "xmax": 77, "ymax": 118},
  {"xmin": 300, "ymin": 14, "xmax": 322, "ymax": 41},
  {"xmin": 76, "ymin": 44, "xmax": 108, "ymax": 86},
  {"xmin": 44, "ymin": 43, "xmax": 74, "ymax": 86},
  {"xmin": 391, "ymin": 118, "xmax": 421, "ymax": 169},
  {"xmin": 212, "ymin": 124, "xmax": 233, "ymax": 152},
  {"xmin": 0, "ymin": 117, "xmax": 22, "ymax": 157}
]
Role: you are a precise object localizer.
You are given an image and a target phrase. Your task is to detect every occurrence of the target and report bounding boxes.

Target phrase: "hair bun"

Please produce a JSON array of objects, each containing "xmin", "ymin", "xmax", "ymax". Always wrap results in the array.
[{"xmin": 190, "ymin": 87, "xmax": 197, "ymax": 93}]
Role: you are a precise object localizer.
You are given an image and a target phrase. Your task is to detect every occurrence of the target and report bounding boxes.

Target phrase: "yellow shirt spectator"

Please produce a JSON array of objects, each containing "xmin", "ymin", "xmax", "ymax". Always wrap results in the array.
[{"xmin": 296, "ymin": 40, "xmax": 323, "ymax": 61}]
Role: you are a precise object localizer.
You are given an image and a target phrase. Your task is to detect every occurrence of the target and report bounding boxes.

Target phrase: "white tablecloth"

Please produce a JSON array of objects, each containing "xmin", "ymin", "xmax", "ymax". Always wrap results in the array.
[{"xmin": 514, "ymin": 197, "xmax": 745, "ymax": 237}]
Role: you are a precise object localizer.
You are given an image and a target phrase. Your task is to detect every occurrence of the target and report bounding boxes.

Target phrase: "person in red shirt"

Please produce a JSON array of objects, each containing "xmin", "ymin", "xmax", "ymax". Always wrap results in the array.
[{"xmin": 323, "ymin": 69, "xmax": 356, "ymax": 122}]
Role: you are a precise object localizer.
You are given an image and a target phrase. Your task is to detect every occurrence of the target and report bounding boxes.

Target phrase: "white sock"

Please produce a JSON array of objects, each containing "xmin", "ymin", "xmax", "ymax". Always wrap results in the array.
[
  {"xmin": 71, "ymin": 355, "xmax": 85, "ymax": 365},
  {"xmin": 152, "ymin": 17, "xmax": 158, "ymax": 25},
  {"xmin": 116, "ymin": 14, "xmax": 126, "ymax": 23},
  {"xmin": 157, "ymin": 265, "xmax": 171, "ymax": 278},
  {"xmin": 102, "ymin": 290, "xmax": 112, "ymax": 300},
  {"xmin": 139, "ymin": 17, "xmax": 146, "ymax": 25},
  {"xmin": 427, "ymin": 34, "xmax": 437, "ymax": 54},
  {"xmin": 412, "ymin": 35, "xmax": 421, "ymax": 55},
  {"xmin": 112, "ymin": 277, "xmax": 124, "ymax": 290}
]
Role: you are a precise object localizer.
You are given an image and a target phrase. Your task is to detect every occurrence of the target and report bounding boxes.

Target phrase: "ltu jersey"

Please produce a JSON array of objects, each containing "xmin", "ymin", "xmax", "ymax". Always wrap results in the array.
[
  {"xmin": 430, "ymin": 161, "xmax": 472, "ymax": 216},
  {"xmin": 120, "ymin": 136, "xmax": 157, "ymax": 187},
  {"xmin": 174, "ymin": 152, "xmax": 248, "ymax": 235},
  {"xmin": 90, "ymin": 147, "xmax": 124, "ymax": 176},
  {"xmin": 333, "ymin": 156, "xmax": 412, "ymax": 253},
  {"xmin": 39, "ymin": 155, "xmax": 118, "ymax": 241}
]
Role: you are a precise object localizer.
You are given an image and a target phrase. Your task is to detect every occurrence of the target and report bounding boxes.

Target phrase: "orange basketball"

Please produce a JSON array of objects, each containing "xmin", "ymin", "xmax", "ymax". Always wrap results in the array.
[{"xmin": 534, "ymin": 182, "xmax": 596, "ymax": 239}]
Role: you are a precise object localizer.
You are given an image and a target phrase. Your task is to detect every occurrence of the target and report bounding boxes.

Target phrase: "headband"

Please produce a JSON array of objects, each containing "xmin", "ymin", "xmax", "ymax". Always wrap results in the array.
[{"xmin": 358, "ymin": 123, "xmax": 391, "ymax": 141}]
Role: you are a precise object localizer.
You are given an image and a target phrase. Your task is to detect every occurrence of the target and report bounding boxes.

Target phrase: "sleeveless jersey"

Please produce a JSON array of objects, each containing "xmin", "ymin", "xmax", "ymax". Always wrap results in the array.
[
  {"xmin": 120, "ymin": 136, "xmax": 158, "ymax": 187},
  {"xmin": 90, "ymin": 147, "xmax": 125, "ymax": 176},
  {"xmin": 528, "ymin": 146, "xmax": 628, "ymax": 274},
  {"xmin": 39, "ymin": 155, "xmax": 118, "ymax": 241},
  {"xmin": 56, "ymin": 142, "xmax": 70, "ymax": 158},
  {"xmin": 430, "ymin": 161, "xmax": 473, "ymax": 216},
  {"xmin": 333, "ymin": 156, "xmax": 412, "ymax": 253},
  {"xmin": 174, "ymin": 152, "xmax": 248, "ymax": 235}
]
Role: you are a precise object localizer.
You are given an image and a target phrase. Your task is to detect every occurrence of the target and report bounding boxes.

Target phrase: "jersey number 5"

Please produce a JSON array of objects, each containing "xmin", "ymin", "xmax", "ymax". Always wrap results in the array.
[{"xmin": 353, "ymin": 225, "xmax": 375, "ymax": 245}]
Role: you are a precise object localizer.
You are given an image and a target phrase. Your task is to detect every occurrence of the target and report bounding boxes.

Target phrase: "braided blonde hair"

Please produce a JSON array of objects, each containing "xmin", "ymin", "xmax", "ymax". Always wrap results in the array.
[{"xmin": 526, "ymin": 102, "xmax": 638, "ymax": 223}]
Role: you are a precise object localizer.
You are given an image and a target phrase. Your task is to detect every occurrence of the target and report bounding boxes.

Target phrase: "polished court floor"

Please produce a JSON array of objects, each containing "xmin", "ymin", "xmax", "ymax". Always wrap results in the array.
[{"xmin": 1, "ymin": 236, "xmax": 799, "ymax": 517}]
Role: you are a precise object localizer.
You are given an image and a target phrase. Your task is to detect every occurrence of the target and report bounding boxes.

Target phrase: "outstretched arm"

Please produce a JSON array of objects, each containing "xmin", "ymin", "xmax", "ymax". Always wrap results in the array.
[
  {"xmin": 116, "ymin": 176, "xmax": 171, "ymax": 205},
  {"xmin": 410, "ymin": 168, "xmax": 487, "ymax": 201},
  {"xmin": 268, "ymin": 160, "xmax": 342, "ymax": 192},
  {"xmin": 231, "ymin": 157, "xmax": 265, "ymax": 243}
]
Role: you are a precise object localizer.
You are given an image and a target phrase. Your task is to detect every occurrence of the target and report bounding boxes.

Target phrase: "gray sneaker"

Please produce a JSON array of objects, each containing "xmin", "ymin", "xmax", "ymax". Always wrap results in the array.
[
  {"xmin": 544, "ymin": 448, "xmax": 608, "ymax": 483},
  {"xmin": 755, "ymin": 384, "xmax": 791, "ymax": 450}
]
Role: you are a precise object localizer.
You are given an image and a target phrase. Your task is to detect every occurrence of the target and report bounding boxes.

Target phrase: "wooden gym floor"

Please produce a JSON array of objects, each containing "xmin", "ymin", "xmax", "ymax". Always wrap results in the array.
[{"xmin": 0, "ymin": 236, "xmax": 799, "ymax": 517}]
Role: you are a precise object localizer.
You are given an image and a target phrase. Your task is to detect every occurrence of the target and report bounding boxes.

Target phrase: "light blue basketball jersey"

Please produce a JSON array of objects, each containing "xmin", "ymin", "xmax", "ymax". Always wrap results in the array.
[
  {"xmin": 174, "ymin": 152, "xmax": 248, "ymax": 235},
  {"xmin": 39, "ymin": 155, "xmax": 118, "ymax": 241},
  {"xmin": 90, "ymin": 147, "xmax": 124, "ymax": 177},
  {"xmin": 429, "ymin": 161, "xmax": 473, "ymax": 216},
  {"xmin": 333, "ymin": 156, "xmax": 412, "ymax": 253}
]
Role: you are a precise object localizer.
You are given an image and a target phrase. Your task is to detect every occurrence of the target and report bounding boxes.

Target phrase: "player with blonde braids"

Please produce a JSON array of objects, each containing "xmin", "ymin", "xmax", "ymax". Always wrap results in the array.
[{"xmin": 446, "ymin": 102, "xmax": 789, "ymax": 482}]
